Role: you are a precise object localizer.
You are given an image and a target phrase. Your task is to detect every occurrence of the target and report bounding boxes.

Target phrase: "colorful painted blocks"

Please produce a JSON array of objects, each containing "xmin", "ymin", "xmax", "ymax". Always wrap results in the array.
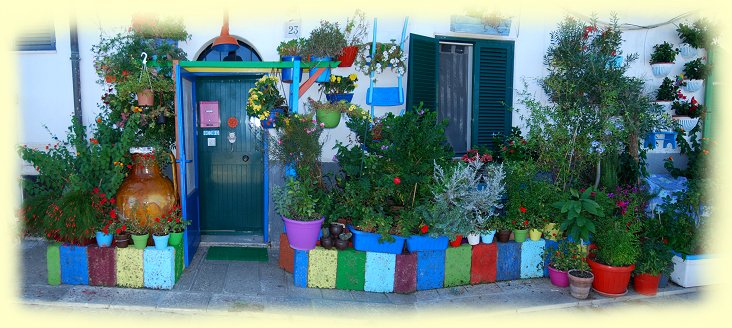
[
  {"xmin": 394, "ymin": 253, "xmax": 417, "ymax": 293},
  {"xmin": 88, "ymin": 245, "xmax": 116, "ymax": 287},
  {"xmin": 47, "ymin": 243, "xmax": 61, "ymax": 286},
  {"xmin": 336, "ymin": 249, "xmax": 366, "ymax": 291},
  {"xmin": 307, "ymin": 247, "xmax": 338, "ymax": 289},
  {"xmin": 293, "ymin": 250, "xmax": 309, "ymax": 288},
  {"xmin": 364, "ymin": 252, "xmax": 396, "ymax": 292},
  {"xmin": 496, "ymin": 241, "xmax": 521, "ymax": 281},
  {"xmin": 520, "ymin": 239, "xmax": 545, "ymax": 278},
  {"xmin": 416, "ymin": 250, "xmax": 445, "ymax": 290},
  {"xmin": 470, "ymin": 243, "xmax": 497, "ymax": 284},
  {"xmin": 279, "ymin": 233, "xmax": 294, "ymax": 273},
  {"xmin": 143, "ymin": 246, "xmax": 176, "ymax": 290},
  {"xmin": 116, "ymin": 247, "xmax": 144, "ymax": 288},
  {"xmin": 60, "ymin": 245, "xmax": 89, "ymax": 285},
  {"xmin": 444, "ymin": 245, "xmax": 472, "ymax": 287}
]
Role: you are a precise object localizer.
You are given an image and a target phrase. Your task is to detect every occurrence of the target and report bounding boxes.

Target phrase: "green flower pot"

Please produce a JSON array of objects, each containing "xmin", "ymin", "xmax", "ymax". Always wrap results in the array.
[
  {"xmin": 316, "ymin": 109, "xmax": 341, "ymax": 128},
  {"xmin": 169, "ymin": 231, "xmax": 184, "ymax": 246},
  {"xmin": 131, "ymin": 233, "xmax": 150, "ymax": 250},
  {"xmin": 513, "ymin": 229, "xmax": 528, "ymax": 243}
]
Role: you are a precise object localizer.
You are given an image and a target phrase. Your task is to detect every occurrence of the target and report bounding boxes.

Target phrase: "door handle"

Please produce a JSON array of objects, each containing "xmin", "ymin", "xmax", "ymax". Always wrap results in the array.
[{"xmin": 242, "ymin": 155, "xmax": 250, "ymax": 163}]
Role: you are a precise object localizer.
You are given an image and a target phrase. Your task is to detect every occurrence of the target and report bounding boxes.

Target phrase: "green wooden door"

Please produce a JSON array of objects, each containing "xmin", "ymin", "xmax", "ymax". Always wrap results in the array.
[{"xmin": 196, "ymin": 76, "xmax": 263, "ymax": 233}]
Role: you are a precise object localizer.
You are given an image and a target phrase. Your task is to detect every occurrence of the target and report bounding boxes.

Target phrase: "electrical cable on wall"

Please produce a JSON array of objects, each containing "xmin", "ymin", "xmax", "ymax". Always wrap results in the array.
[{"xmin": 563, "ymin": 9, "xmax": 697, "ymax": 31}]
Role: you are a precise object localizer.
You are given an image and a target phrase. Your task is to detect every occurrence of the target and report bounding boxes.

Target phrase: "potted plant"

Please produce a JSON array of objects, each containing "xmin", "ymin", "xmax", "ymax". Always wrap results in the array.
[
  {"xmin": 304, "ymin": 20, "xmax": 346, "ymax": 83},
  {"xmin": 681, "ymin": 58, "xmax": 708, "ymax": 92},
  {"xmin": 307, "ymin": 97, "xmax": 349, "ymax": 129},
  {"xmin": 273, "ymin": 177, "xmax": 325, "ymax": 251},
  {"xmin": 277, "ymin": 38, "xmax": 306, "ymax": 83},
  {"xmin": 676, "ymin": 19, "xmax": 710, "ymax": 58},
  {"xmin": 553, "ymin": 187, "xmax": 602, "ymax": 246},
  {"xmin": 127, "ymin": 219, "xmax": 150, "ymax": 250},
  {"xmin": 568, "ymin": 267, "xmax": 594, "ymax": 299},
  {"xmin": 404, "ymin": 211, "xmax": 448, "ymax": 252},
  {"xmin": 655, "ymin": 77, "xmax": 680, "ymax": 111},
  {"xmin": 164, "ymin": 205, "xmax": 189, "ymax": 246},
  {"xmin": 588, "ymin": 211, "xmax": 641, "ymax": 296},
  {"xmin": 542, "ymin": 239, "xmax": 590, "ymax": 289},
  {"xmin": 649, "ymin": 42, "xmax": 679, "ymax": 77},
  {"xmin": 96, "ymin": 219, "xmax": 115, "ymax": 247},
  {"xmin": 671, "ymin": 96, "xmax": 704, "ymax": 131},
  {"xmin": 319, "ymin": 73, "xmax": 359, "ymax": 103},
  {"xmin": 339, "ymin": 9, "xmax": 369, "ymax": 67},
  {"xmin": 91, "ymin": 188, "xmax": 118, "ymax": 247},
  {"xmin": 633, "ymin": 239, "xmax": 674, "ymax": 296},
  {"xmin": 245, "ymin": 75, "xmax": 287, "ymax": 128},
  {"xmin": 150, "ymin": 215, "xmax": 171, "ymax": 249},
  {"xmin": 113, "ymin": 221, "xmax": 130, "ymax": 248},
  {"xmin": 354, "ymin": 39, "xmax": 407, "ymax": 78}
]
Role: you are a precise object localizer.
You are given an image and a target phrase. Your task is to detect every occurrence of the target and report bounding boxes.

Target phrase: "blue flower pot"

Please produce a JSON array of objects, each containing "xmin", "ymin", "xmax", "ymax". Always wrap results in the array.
[
  {"xmin": 95, "ymin": 231, "xmax": 113, "ymax": 247},
  {"xmin": 281, "ymin": 56, "xmax": 302, "ymax": 83},
  {"xmin": 153, "ymin": 234, "xmax": 170, "ymax": 249},
  {"xmin": 406, "ymin": 235, "xmax": 449, "ymax": 252},
  {"xmin": 309, "ymin": 56, "xmax": 332, "ymax": 83},
  {"xmin": 480, "ymin": 230, "xmax": 497, "ymax": 244},
  {"xmin": 325, "ymin": 93, "xmax": 354, "ymax": 104},
  {"xmin": 348, "ymin": 225, "xmax": 405, "ymax": 254}
]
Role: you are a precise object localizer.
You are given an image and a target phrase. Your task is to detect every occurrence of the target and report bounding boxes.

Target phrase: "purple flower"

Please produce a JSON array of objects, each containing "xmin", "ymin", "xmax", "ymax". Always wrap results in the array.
[
  {"xmin": 332, "ymin": 155, "xmax": 338, "ymax": 162},
  {"xmin": 608, "ymin": 192, "xmax": 615, "ymax": 198}
]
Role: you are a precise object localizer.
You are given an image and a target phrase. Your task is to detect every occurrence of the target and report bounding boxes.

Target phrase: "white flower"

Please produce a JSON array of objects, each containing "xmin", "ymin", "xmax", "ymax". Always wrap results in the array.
[
  {"xmin": 382, "ymin": 51, "xmax": 388, "ymax": 57},
  {"xmin": 390, "ymin": 46, "xmax": 396, "ymax": 52}
]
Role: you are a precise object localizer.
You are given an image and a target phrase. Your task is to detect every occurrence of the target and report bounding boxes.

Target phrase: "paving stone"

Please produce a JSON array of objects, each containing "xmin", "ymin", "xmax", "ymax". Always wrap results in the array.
[
  {"xmin": 320, "ymin": 288, "xmax": 355, "ymax": 301},
  {"xmin": 496, "ymin": 241, "xmax": 521, "ymax": 281},
  {"xmin": 444, "ymin": 244, "xmax": 471, "ymax": 287},
  {"xmin": 386, "ymin": 292, "xmax": 417, "ymax": 304},
  {"xmin": 416, "ymin": 250, "xmax": 445, "ymax": 291},
  {"xmin": 46, "ymin": 243, "xmax": 60, "ymax": 286},
  {"xmin": 156, "ymin": 291, "xmax": 211, "ymax": 311},
  {"xmin": 58, "ymin": 286, "xmax": 115, "ymax": 307},
  {"xmin": 413, "ymin": 289, "xmax": 442, "ymax": 302},
  {"xmin": 171, "ymin": 268, "xmax": 196, "ymax": 291},
  {"xmin": 190, "ymin": 263, "xmax": 227, "ymax": 293},
  {"xmin": 335, "ymin": 248, "xmax": 366, "ymax": 291},
  {"xmin": 307, "ymin": 247, "xmax": 338, "ymax": 289},
  {"xmin": 144, "ymin": 246, "xmax": 176, "ymax": 290},
  {"xmin": 394, "ymin": 253, "xmax": 417, "ymax": 293},
  {"xmin": 470, "ymin": 243, "xmax": 497, "ymax": 284},
  {"xmin": 278, "ymin": 233, "xmax": 294, "ymax": 273},
  {"xmin": 116, "ymin": 247, "xmax": 144, "ymax": 288},
  {"xmin": 436, "ymin": 286, "xmax": 467, "ymax": 298},
  {"xmin": 364, "ymin": 252, "xmax": 396, "ymax": 293},
  {"xmin": 60, "ymin": 244, "xmax": 89, "ymax": 285},
  {"xmin": 21, "ymin": 284, "xmax": 71, "ymax": 302},
  {"xmin": 351, "ymin": 290, "xmax": 390, "ymax": 303},
  {"xmin": 520, "ymin": 239, "xmax": 545, "ymax": 278},
  {"xmin": 88, "ymin": 245, "xmax": 116, "ymax": 287},
  {"xmin": 293, "ymin": 250, "xmax": 308, "ymax": 288},
  {"xmin": 109, "ymin": 288, "xmax": 167, "ymax": 310},
  {"xmin": 223, "ymin": 262, "xmax": 260, "ymax": 295}
]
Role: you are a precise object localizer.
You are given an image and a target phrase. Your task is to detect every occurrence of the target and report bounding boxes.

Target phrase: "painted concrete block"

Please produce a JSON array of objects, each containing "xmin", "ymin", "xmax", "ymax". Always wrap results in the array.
[
  {"xmin": 47, "ymin": 243, "xmax": 61, "ymax": 286},
  {"xmin": 416, "ymin": 250, "xmax": 445, "ymax": 291},
  {"xmin": 520, "ymin": 239, "xmax": 546, "ymax": 278},
  {"xmin": 335, "ymin": 249, "xmax": 366, "ymax": 291},
  {"xmin": 543, "ymin": 239, "xmax": 559, "ymax": 277},
  {"xmin": 470, "ymin": 243, "xmax": 497, "ymax": 284},
  {"xmin": 87, "ymin": 245, "xmax": 116, "ymax": 287},
  {"xmin": 496, "ymin": 241, "xmax": 521, "ymax": 281},
  {"xmin": 279, "ymin": 233, "xmax": 294, "ymax": 273},
  {"xmin": 394, "ymin": 253, "xmax": 417, "ymax": 293},
  {"xmin": 116, "ymin": 247, "xmax": 144, "ymax": 288},
  {"xmin": 444, "ymin": 244, "xmax": 472, "ymax": 287},
  {"xmin": 173, "ymin": 241, "xmax": 184, "ymax": 282},
  {"xmin": 293, "ymin": 250, "xmax": 309, "ymax": 288},
  {"xmin": 60, "ymin": 244, "xmax": 89, "ymax": 285},
  {"xmin": 307, "ymin": 247, "xmax": 338, "ymax": 289},
  {"xmin": 144, "ymin": 246, "xmax": 176, "ymax": 290},
  {"xmin": 364, "ymin": 252, "xmax": 396, "ymax": 293}
]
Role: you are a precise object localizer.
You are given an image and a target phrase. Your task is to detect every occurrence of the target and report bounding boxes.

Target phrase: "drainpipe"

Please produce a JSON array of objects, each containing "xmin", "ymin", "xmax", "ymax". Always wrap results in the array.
[{"xmin": 69, "ymin": 16, "xmax": 83, "ymax": 123}]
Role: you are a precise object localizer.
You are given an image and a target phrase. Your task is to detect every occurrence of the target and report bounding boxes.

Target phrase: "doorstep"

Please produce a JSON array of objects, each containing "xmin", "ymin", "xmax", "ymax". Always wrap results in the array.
[{"xmin": 199, "ymin": 233, "xmax": 268, "ymax": 247}]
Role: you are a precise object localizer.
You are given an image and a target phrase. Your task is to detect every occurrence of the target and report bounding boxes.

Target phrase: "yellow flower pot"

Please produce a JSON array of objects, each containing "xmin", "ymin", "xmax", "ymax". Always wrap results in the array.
[
  {"xmin": 529, "ymin": 229, "xmax": 542, "ymax": 241},
  {"xmin": 543, "ymin": 222, "xmax": 560, "ymax": 241}
]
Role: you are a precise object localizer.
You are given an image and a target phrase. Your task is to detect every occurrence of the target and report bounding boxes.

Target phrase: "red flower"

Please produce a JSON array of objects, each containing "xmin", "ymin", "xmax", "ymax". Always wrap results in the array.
[
  {"xmin": 523, "ymin": 220, "xmax": 529, "ymax": 226},
  {"xmin": 90, "ymin": 138, "xmax": 99, "ymax": 144},
  {"xmin": 109, "ymin": 210, "xmax": 117, "ymax": 219},
  {"xmin": 420, "ymin": 224, "xmax": 429, "ymax": 234},
  {"xmin": 176, "ymin": 218, "xmax": 181, "ymax": 223},
  {"xmin": 93, "ymin": 187, "xmax": 100, "ymax": 194},
  {"xmin": 393, "ymin": 177, "xmax": 401, "ymax": 185},
  {"xmin": 110, "ymin": 198, "xmax": 116, "ymax": 204},
  {"xmin": 155, "ymin": 217, "xmax": 160, "ymax": 222},
  {"xmin": 509, "ymin": 149, "xmax": 515, "ymax": 154},
  {"xmin": 167, "ymin": 218, "xmax": 172, "ymax": 222},
  {"xmin": 127, "ymin": 164, "xmax": 132, "ymax": 169},
  {"xmin": 519, "ymin": 206, "xmax": 527, "ymax": 213},
  {"xmin": 122, "ymin": 70, "xmax": 129, "ymax": 76},
  {"xmin": 115, "ymin": 228, "xmax": 122, "ymax": 234},
  {"xmin": 121, "ymin": 225, "xmax": 127, "ymax": 231}
]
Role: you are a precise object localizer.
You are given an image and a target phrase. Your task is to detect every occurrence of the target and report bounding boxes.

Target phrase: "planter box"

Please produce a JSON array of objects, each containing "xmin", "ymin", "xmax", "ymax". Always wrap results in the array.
[
  {"xmin": 364, "ymin": 252, "xmax": 396, "ymax": 293},
  {"xmin": 520, "ymin": 239, "xmax": 545, "ymax": 278},
  {"xmin": 143, "ymin": 246, "xmax": 175, "ymax": 290},
  {"xmin": 293, "ymin": 250, "xmax": 309, "ymax": 288},
  {"xmin": 394, "ymin": 253, "xmax": 417, "ymax": 293},
  {"xmin": 670, "ymin": 253, "xmax": 716, "ymax": 287},
  {"xmin": 47, "ymin": 243, "xmax": 61, "ymax": 286},
  {"xmin": 307, "ymin": 247, "xmax": 338, "ymax": 289},
  {"xmin": 279, "ymin": 233, "xmax": 295, "ymax": 273},
  {"xmin": 470, "ymin": 243, "xmax": 497, "ymax": 284},
  {"xmin": 444, "ymin": 244, "xmax": 472, "ymax": 287},
  {"xmin": 116, "ymin": 247, "xmax": 144, "ymax": 288},
  {"xmin": 336, "ymin": 249, "xmax": 366, "ymax": 291},
  {"xmin": 416, "ymin": 250, "xmax": 445, "ymax": 290},
  {"xmin": 406, "ymin": 235, "xmax": 449, "ymax": 252},
  {"xmin": 496, "ymin": 241, "xmax": 521, "ymax": 281},
  {"xmin": 60, "ymin": 245, "xmax": 89, "ymax": 285},
  {"xmin": 349, "ymin": 225, "xmax": 406, "ymax": 254},
  {"xmin": 88, "ymin": 245, "xmax": 116, "ymax": 287}
]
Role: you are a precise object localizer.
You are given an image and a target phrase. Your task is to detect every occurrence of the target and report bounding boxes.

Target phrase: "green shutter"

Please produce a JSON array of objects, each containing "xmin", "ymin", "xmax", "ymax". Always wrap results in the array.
[
  {"xmin": 406, "ymin": 33, "xmax": 438, "ymax": 112},
  {"xmin": 471, "ymin": 40, "xmax": 514, "ymax": 148}
]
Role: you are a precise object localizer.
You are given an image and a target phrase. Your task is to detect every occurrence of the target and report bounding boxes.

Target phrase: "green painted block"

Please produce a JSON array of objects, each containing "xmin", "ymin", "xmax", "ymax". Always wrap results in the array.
[
  {"xmin": 444, "ymin": 244, "xmax": 472, "ymax": 287},
  {"xmin": 47, "ymin": 243, "xmax": 61, "ymax": 286},
  {"xmin": 116, "ymin": 247, "xmax": 144, "ymax": 288},
  {"xmin": 307, "ymin": 247, "xmax": 338, "ymax": 289},
  {"xmin": 335, "ymin": 249, "xmax": 366, "ymax": 291},
  {"xmin": 173, "ymin": 241, "xmax": 184, "ymax": 282}
]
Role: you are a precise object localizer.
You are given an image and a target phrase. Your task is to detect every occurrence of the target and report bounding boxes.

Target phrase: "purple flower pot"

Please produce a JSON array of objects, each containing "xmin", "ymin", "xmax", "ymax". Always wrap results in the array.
[
  {"xmin": 549, "ymin": 266, "xmax": 570, "ymax": 287},
  {"xmin": 282, "ymin": 216, "xmax": 325, "ymax": 251}
]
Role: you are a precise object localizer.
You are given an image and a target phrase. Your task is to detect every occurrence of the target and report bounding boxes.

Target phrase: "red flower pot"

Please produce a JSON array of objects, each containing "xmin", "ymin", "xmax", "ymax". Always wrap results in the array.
[
  {"xmin": 633, "ymin": 273, "xmax": 661, "ymax": 296},
  {"xmin": 337, "ymin": 46, "xmax": 359, "ymax": 67},
  {"xmin": 449, "ymin": 235, "xmax": 463, "ymax": 247},
  {"xmin": 587, "ymin": 257, "xmax": 635, "ymax": 296}
]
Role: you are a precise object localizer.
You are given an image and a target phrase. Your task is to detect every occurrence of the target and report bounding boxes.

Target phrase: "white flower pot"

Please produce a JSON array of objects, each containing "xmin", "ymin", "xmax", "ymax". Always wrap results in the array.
[
  {"xmin": 678, "ymin": 44, "xmax": 699, "ymax": 59},
  {"xmin": 675, "ymin": 117, "xmax": 700, "ymax": 132},
  {"xmin": 683, "ymin": 79, "xmax": 704, "ymax": 92},
  {"xmin": 467, "ymin": 233, "xmax": 481, "ymax": 245},
  {"xmin": 651, "ymin": 63, "xmax": 674, "ymax": 77},
  {"xmin": 670, "ymin": 253, "xmax": 718, "ymax": 287}
]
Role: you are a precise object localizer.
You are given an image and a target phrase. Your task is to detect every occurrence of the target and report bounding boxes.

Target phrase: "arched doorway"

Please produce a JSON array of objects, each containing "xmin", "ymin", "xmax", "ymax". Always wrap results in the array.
[{"xmin": 195, "ymin": 38, "xmax": 262, "ymax": 61}]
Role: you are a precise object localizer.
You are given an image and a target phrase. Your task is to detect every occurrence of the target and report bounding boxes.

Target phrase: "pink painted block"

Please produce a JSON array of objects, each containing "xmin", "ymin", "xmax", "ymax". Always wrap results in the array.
[
  {"xmin": 394, "ymin": 253, "xmax": 417, "ymax": 293},
  {"xmin": 88, "ymin": 245, "xmax": 116, "ymax": 287}
]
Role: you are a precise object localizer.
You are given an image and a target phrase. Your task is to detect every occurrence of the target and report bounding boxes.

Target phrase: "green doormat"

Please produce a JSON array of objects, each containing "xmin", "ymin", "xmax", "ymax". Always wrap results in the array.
[{"xmin": 206, "ymin": 246, "xmax": 269, "ymax": 262}]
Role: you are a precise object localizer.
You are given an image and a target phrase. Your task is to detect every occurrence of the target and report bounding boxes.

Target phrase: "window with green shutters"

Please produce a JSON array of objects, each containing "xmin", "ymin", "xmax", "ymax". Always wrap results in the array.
[{"xmin": 406, "ymin": 34, "xmax": 438, "ymax": 112}]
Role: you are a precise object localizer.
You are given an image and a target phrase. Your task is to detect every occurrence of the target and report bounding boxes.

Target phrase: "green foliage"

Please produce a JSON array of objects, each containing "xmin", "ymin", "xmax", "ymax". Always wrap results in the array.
[
  {"xmin": 634, "ymin": 239, "xmax": 674, "ymax": 276},
  {"xmin": 343, "ymin": 10, "xmax": 369, "ymax": 46},
  {"xmin": 682, "ymin": 58, "xmax": 709, "ymax": 80},
  {"xmin": 676, "ymin": 19, "xmax": 712, "ymax": 49},
  {"xmin": 655, "ymin": 193, "xmax": 705, "ymax": 256},
  {"xmin": 504, "ymin": 161, "xmax": 560, "ymax": 230},
  {"xmin": 671, "ymin": 97, "xmax": 704, "ymax": 118},
  {"xmin": 305, "ymin": 20, "xmax": 347, "ymax": 58},
  {"xmin": 649, "ymin": 42, "xmax": 679, "ymax": 64},
  {"xmin": 593, "ymin": 212, "xmax": 641, "ymax": 267},
  {"xmin": 246, "ymin": 75, "xmax": 287, "ymax": 121},
  {"xmin": 277, "ymin": 38, "xmax": 307, "ymax": 57},
  {"xmin": 553, "ymin": 187, "xmax": 603, "ymax": 242},
  {"xmin": 493, "ymin": 127, "xmax": 533, "ymax": 162},
  {"xmin": 131, "ymin": 15, "xmax": 190, "ymax": 41},
  {"xmin": 273, "ymin": 177, "xmax": 322, "ymax": 222},
  {"xmin": 542, "ymin": 239, "xmax": 590, "ymax": 272},
  {"xmin": 306, "ymin": 98, "xmax": 349, "ymax": 114},
  {"xmin": 270, "ymin": 113, "xmax": 324, "ymax": 184},
  {"xmin": 655, "ymin": 77, "xmax": 680, "ymax": 102}
]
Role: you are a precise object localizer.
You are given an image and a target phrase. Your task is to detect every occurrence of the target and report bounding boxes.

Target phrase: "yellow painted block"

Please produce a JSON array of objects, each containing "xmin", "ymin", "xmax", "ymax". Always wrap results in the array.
[{"xmin": 307, "ymin": 247, "xmax": 338, "ymax": 289}]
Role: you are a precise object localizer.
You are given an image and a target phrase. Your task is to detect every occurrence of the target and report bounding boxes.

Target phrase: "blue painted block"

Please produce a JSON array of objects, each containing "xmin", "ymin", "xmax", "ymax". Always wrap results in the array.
[
  {"xmin": 416, "ymin": 250, "xmax": 445, "ymax": 290},
  {"xmin": 496, "ymin": 241, "xmax": 521, "ymax": 281},
  {"xmin": 293, "ymin": 250, "xmax": 309, "ymax": 288},
  {"xmin": 60, "ymin": 245, "xmax": 88, "ymax": 285},
  {"xmin": 543, "ymin": 239, "xmax": 559, "ymax": 277},
  {"xmin": 520, "ymin": 239, "xmax": 546, "ymax": 278},
  {"xmin": 144, "ymin": 246, "xmax": 176, "ymax": 290},
  {"xmin": 364, "ymin": 252, "xmax": 396, "ymax": 293}
]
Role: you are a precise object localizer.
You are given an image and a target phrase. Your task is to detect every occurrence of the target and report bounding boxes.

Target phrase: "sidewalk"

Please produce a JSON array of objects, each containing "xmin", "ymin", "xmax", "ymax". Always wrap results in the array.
[{"xmin": 19, "ymin": 238, "xmax": 701, "ymax": 317}]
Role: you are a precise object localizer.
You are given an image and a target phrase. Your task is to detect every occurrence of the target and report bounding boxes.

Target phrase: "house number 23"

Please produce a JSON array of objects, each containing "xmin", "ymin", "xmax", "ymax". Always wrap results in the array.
[{"xmin": 285, "ymin": 20, "xmax": 301, "ymax": 39}]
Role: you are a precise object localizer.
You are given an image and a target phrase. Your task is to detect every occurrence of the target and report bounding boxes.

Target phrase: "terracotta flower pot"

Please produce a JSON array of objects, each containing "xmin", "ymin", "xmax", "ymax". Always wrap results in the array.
[
  {"xmin": 634, "ymin": 273, "xmax": 661, "ymax": 296},
  {"xmin": 337, "ymin": 45, "xmax": 359, "ymax": 67},
  {"xmin": 587, "ymin": 257, "xmax": 635, "ymax": 296},
  {"xmin": 496, "ymin": 230, "xmax": 511, "ymax": 243},
  {"xmin": 568, "ymin": 270, "xmax": 594, "ymax": 299},
  {"xmin": 137, "ymin": 89, "xmax": 154, "ymax": 106}
]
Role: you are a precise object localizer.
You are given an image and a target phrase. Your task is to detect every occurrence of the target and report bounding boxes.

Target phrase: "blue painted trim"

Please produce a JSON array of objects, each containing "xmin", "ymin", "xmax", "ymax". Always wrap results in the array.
[
  {"xmin": 263, "ymin": 129, "xmax": 269, "ymax": 243},
  {"xmin": 291, "ymin": 60, "xmax": 301, "ymax": 114},
  {"xmin": 369, "ymin": 18, "xmax": 377, "ymax": 118},
  {"xmin": 175, "ymin": 64, "xmax": 190, "ymax": 267}
]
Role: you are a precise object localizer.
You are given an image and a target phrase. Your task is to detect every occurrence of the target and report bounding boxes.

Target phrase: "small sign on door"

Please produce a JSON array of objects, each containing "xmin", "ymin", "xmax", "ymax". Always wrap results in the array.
[{"xmin": 199, "ymin": 101, "xmax": 220, "ymax": 128}]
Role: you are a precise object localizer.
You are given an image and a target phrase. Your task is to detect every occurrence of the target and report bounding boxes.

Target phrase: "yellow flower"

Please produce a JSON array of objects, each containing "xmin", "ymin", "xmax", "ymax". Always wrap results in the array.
[
  {"xmin": 354, "ymin": 83, "xmax": 358, "ymax": 88},
  {"xmin": 336, "ymin": 76, "xmax": 342, "ymax": 83},
  {"xmin": 330, "ymin": 75, "xmax": 336, "ymax": 82},
  {"xmin": 349, "ymin": 73, "xmax": 357, "ymax": 81}
]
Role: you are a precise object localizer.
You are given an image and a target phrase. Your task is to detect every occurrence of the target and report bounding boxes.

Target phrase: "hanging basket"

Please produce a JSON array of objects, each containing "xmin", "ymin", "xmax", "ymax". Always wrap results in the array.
[
  {"xmin": 137, "ymin": 89, "xmax": 154, "ymax": 106},
  {"xmin": 682, "ymin": 79, "xmax": 704, "ymax": 93},
  {"xmin": 678, "ymin": 44, "xmax": 699, "ymax": 59}
]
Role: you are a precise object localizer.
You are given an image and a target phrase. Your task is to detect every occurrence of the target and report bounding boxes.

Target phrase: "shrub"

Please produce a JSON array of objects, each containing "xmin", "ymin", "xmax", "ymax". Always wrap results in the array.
[
  {"xmin": 649, "ymin": 42, "xmax": 679, "ymax": 64},
  {"xmin": 655, "ymin": 77, "xmax": 680, "ymax": 101},
  {"xmin": 676, "ymin": 19, "xmax": 711, "ymax": 49},
  {"xmin": 682, "ymin": 58, "xmax": 709, "ymax": 80},
  {"xmin": 305, "ymin": 20, "xmax": 347, "ymax": 58}
]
